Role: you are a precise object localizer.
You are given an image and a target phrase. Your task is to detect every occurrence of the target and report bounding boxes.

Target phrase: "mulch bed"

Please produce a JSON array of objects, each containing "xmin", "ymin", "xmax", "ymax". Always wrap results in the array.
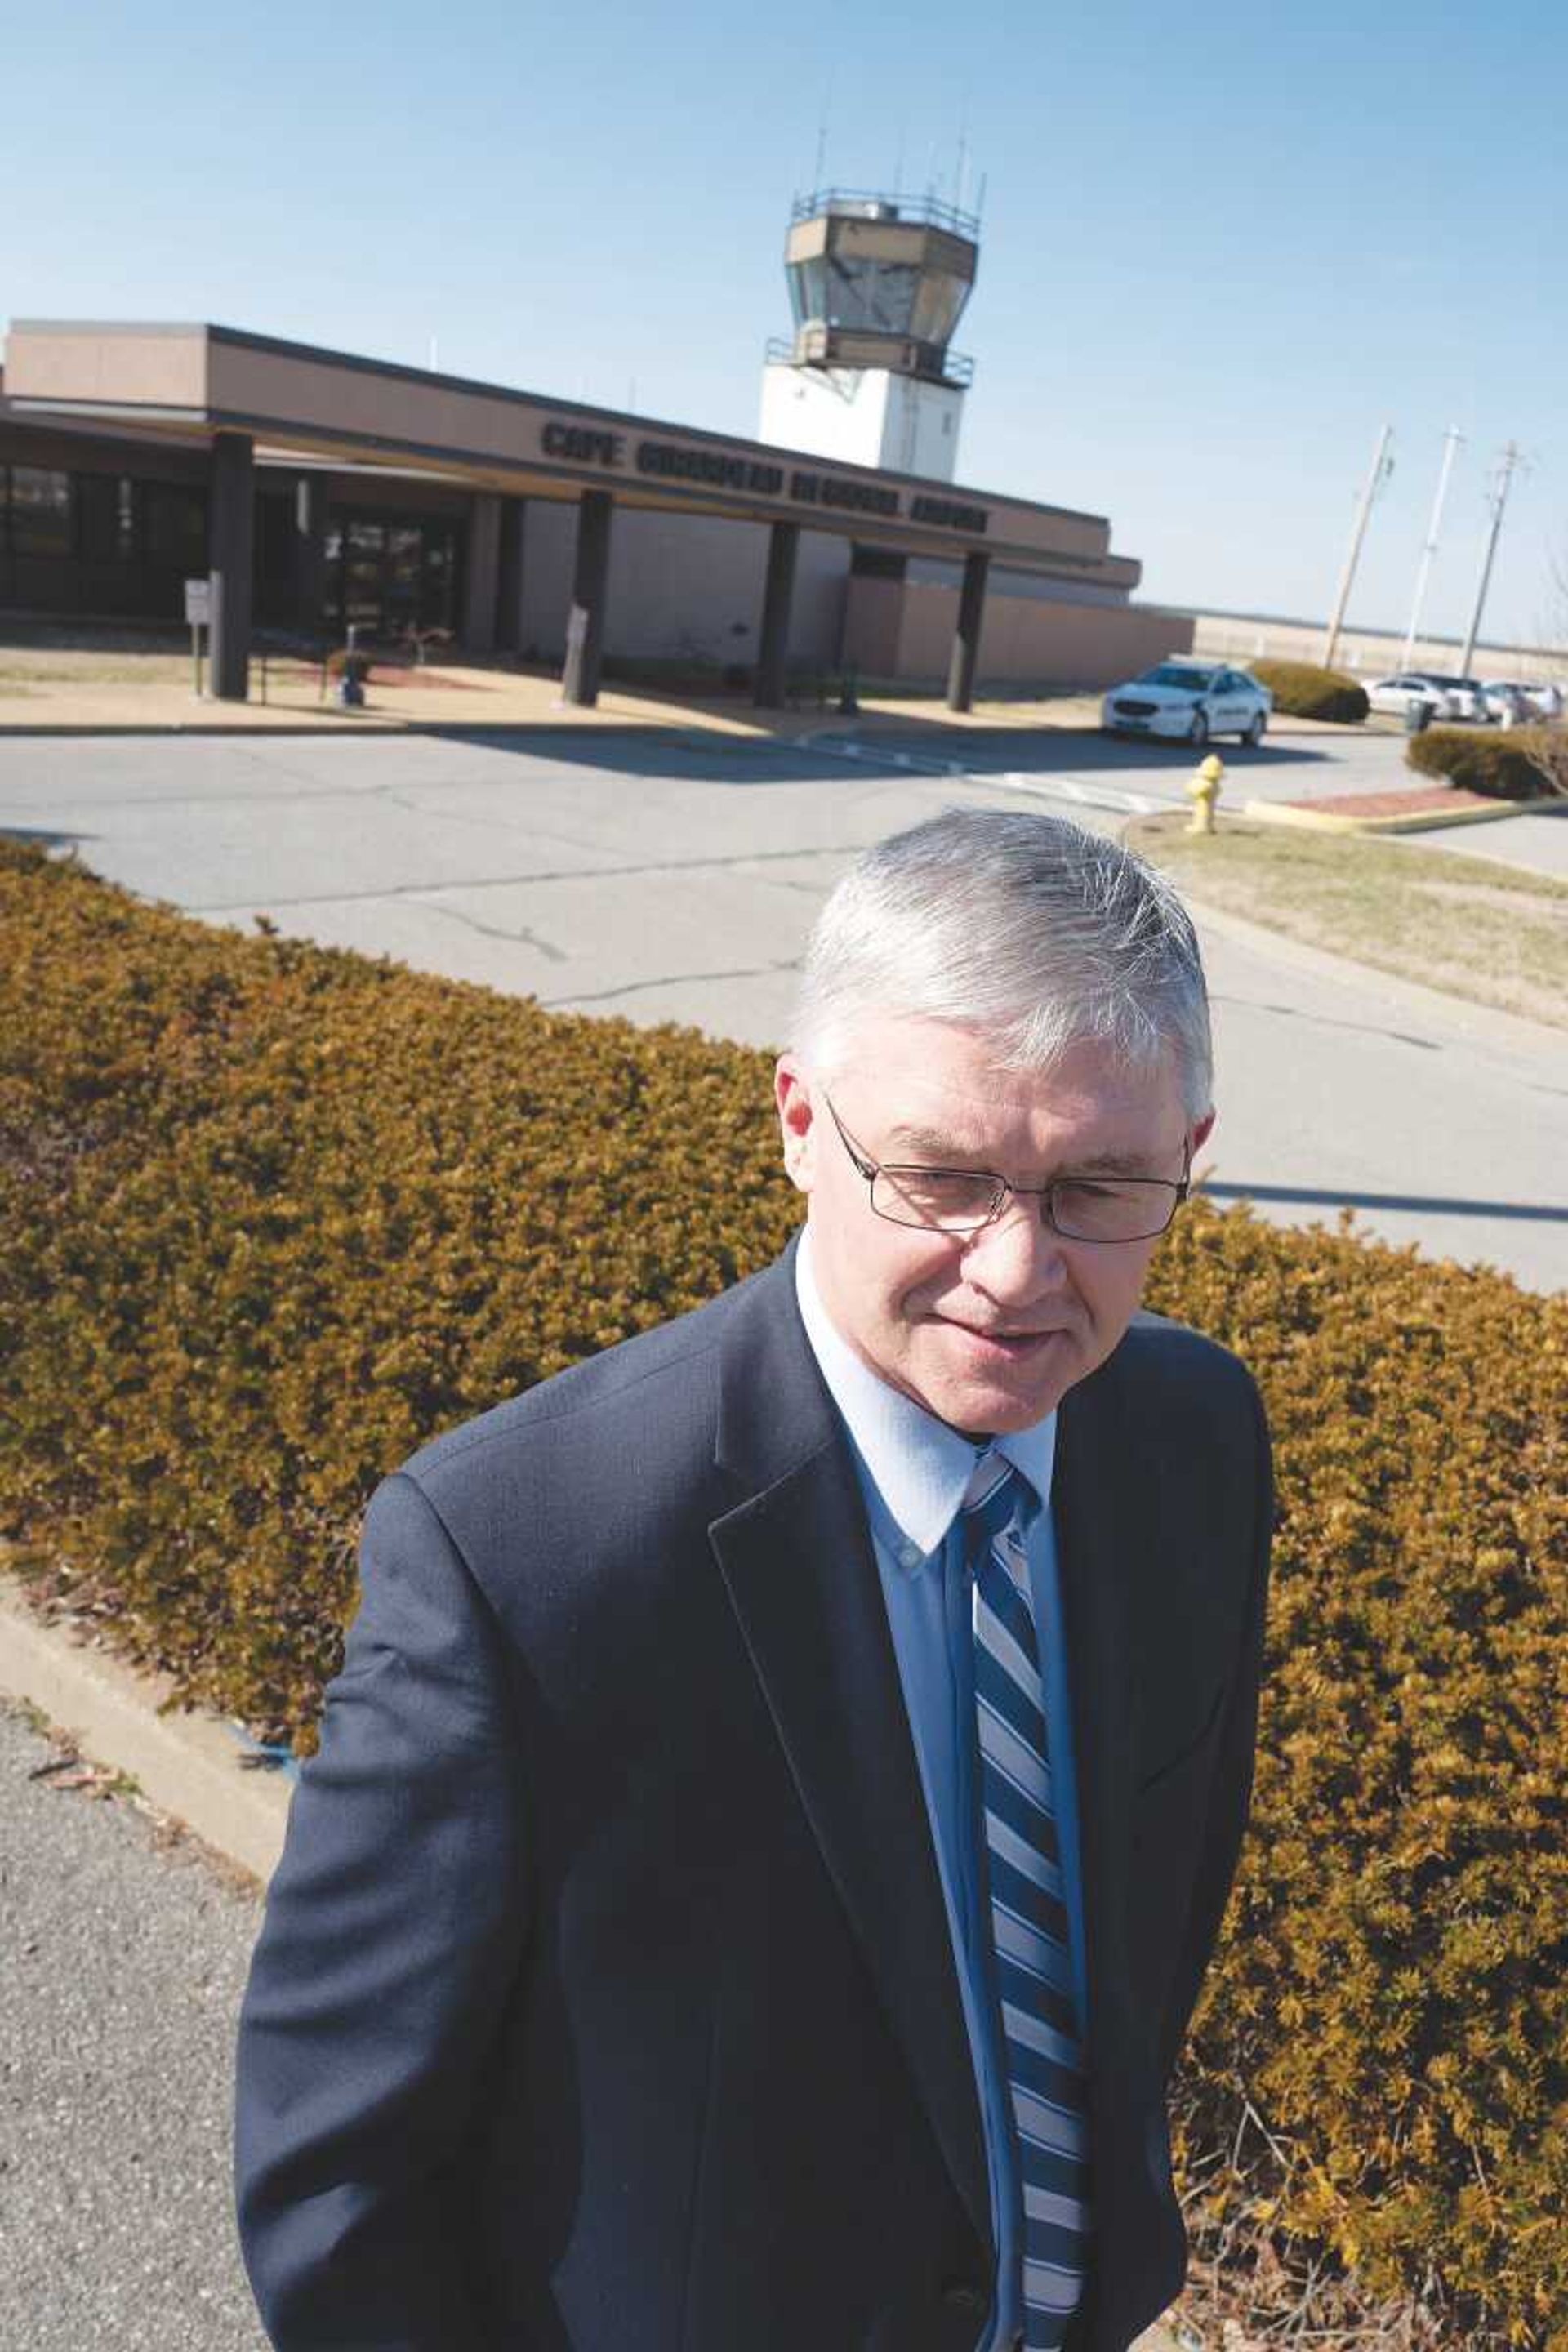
[{"xmin": 1280, "ymin": 784, "xmax": 1500, "ymax": 818}]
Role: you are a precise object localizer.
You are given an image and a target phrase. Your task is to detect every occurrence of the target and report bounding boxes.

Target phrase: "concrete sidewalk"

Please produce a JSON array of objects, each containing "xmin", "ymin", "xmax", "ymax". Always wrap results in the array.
[
  {"xmin": 0, "ymin": 1692, "xmax": 269, "ymax": 2352},
  {"xmin": 0, "ymin": 652, "xmax": 1107, "ymax": 739}
]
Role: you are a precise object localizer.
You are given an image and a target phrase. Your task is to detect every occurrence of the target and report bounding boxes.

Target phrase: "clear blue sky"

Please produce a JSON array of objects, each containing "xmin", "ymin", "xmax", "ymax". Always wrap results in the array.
[{"xmin": 5, "ymin": 0, "xmax": 1564, "ymax": 648}]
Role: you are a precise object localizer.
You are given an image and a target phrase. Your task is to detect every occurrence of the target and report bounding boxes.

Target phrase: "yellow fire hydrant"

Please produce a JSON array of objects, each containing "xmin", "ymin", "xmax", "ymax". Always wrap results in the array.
[{"xmin": 1186, "ymin": 753, "xmax": 1224, "ymax": 835}]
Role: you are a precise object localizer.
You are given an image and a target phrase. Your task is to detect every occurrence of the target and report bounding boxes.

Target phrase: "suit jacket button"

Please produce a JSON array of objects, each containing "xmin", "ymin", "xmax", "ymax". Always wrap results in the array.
[{"xmin": 942, "ymin": 2283, "xmax": 989, "ymax": 2316}]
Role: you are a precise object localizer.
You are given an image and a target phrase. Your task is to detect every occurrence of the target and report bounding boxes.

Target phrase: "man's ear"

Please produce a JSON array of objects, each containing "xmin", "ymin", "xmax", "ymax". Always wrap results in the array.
[
  {"xmin": 1191, "ymin": 1107, "xmax": 1217, "ymax": 1156},
  {"xmin": 774, "ymin": 1054, "xmax": 816, "ymax": 1196}
]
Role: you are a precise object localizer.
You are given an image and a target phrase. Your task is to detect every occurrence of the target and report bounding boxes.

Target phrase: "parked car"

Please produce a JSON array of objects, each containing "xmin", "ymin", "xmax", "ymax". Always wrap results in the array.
[
  {"xmin": 1414, "ymin": 672, "xmax": 1491, "ymax": 721},
  {"xmin": 1481, "ymin": 681, "xmax": 1532, "ymax": 725},
  {"xmin": 1365, "ymin": 673, "xmax": 1459, "ymax": 720},
  {"xmin": 1483, "ymin": 678, "xmax": 1564, "ymax": 720},
  {"xmin": 1100, "ymin": 661, "xmax": 1272, "ymax": 746}
]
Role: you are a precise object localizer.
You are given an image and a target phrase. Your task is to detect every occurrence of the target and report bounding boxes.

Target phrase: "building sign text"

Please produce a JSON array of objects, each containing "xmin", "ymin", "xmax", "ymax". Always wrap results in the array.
[{"xmin": 538, "ymin": 420, "xmax": 989, "ymax": 536}]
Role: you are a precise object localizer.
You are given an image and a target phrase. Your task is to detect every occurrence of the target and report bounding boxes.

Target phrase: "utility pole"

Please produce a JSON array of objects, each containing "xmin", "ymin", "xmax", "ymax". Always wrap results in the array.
[
  {"xmin": 1459, "ymin": 443, "xmax": 1525, "ymax": 678},
  {"xmin": 1322, "ymin": 422, "xmax": 1395, "ymax": 670},
  {"xmin": 1401, "ymin": 425, "xmax": 1463, "ymax": 669}
]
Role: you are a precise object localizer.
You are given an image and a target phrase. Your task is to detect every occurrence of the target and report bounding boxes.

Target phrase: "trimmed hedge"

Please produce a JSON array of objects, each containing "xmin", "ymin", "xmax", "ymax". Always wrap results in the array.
[
  {"xmin": 1406, "ymin": 723, "xmax": 1558, "ymax": 801},
  {"xmin": 2, "ymin": 839, "xmax": 1566, "ymax": 2346},
  {"xmin": 1250, "ymin": 659, "xmax": 1370, "ymax": 724}
]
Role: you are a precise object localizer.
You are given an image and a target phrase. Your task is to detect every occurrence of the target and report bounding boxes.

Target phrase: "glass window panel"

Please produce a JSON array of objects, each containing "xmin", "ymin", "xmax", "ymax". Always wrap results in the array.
[
  {"xmin": 827, "ymin": 256, "xmax": 919, "ymax": 334},
  {"xmin": 423, "ymin": 528, "xmax": 458, "ymax": 629},
  {"xmin": 792, "ymin": 256, "xmax": 827, "ymax": 324},
  {"xmin": 143, "ymin": 483, "xmax": 207, "ymax": 570},
  {"xmin": 345, "ymin": 559, "xmax": 383, "ymax": 627},
  {"xmin": 78, "ymin": 474, "xmax": 131, "ymax": 564},
  {"xmin": 381, "ymin": 527, "xmax": 421, "ymax": 629},
  {"xmin": 910, "ymin": 268, "xmax": 969, "ymax": 347},
  {"xmin": 11, "ymin": 467, "xmax": 74, "ymax": 559}
]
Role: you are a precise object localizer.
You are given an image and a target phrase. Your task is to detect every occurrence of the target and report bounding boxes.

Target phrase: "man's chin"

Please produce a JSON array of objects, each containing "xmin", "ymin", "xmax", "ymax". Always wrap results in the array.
[{"xmin": 917, "ymin": 1330, "xmax": 1080, "ymax": 1435}]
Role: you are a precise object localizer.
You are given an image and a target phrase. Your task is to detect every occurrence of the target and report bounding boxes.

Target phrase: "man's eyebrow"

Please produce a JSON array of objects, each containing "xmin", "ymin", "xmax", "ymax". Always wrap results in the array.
[{"xmin": 882, "ymin": 1124, "xmax": 988, "ymax": 1160}]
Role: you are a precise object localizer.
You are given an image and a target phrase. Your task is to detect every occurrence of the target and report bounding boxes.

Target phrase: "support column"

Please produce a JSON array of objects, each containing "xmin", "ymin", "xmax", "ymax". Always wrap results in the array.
[
  {"xmin": 946, "ymin": 549, "xmax": 991, "ymax": 714},
  {"xmin": 208, "ymin": 430, "xmax": 255, "ymax": 702},
  {"xmin": 560, "ymin": 490, "xmax": 613, "ymax": 708},
  {"xmin": 292, "ymin": 474, "xmax": 327, "ymax": 635},
  {"xmin": 463, "ymin": 492, "xmax": 502, "ymax": 656},
  {"xmin": 496, "ymin": 496, "xmax": 528, "ymax": 658},
  {"xmin": 753, "ymin": 520, "xmax": 800, "ymax": 709}
]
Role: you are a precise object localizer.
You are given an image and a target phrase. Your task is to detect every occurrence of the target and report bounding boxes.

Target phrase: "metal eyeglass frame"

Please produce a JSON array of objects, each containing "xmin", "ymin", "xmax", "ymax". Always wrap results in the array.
[{"xmin": 822, "ymin": 1093, "xmax": 1192, "ymax": 1245}]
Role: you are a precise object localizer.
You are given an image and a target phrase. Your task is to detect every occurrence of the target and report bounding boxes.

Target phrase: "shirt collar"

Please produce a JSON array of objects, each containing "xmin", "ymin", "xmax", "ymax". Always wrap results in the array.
[{"xmin": 795, "ymin": 1224, "xmax": 1057, "ymax": 1558}]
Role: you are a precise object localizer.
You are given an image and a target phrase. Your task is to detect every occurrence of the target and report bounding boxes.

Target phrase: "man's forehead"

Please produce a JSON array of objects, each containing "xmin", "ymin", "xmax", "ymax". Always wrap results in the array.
[
  {"xmin": 828, "ymin": 1033, "xmax": 1180, "ymax": 1152},
  {"xmin": 878, "ymin": 1116, "xmax": 1171, "ymax": 1174}
]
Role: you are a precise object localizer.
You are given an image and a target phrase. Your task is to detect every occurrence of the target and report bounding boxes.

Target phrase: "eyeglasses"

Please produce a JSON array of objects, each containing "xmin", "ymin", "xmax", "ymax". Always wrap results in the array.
[{"xmin": 823, "ymin": 1094, "xmax": 1191, "ymax": 1246}]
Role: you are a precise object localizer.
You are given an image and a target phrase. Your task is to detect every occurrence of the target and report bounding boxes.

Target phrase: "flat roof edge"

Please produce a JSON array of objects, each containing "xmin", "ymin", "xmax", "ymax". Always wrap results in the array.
[
  {"xmin": 5, "ymin": 317, "xmax": 1107, "ymax": 529},
  {"xmin": 7, "ymin": 320, "xmax": 212, "ymax": 337}
]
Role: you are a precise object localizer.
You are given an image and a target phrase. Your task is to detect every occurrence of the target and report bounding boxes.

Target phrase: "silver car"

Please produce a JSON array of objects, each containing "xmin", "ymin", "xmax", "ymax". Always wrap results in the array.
[
  {"xmin": 1483, "ymin": 678, "xmax": 1563, "ymax": 721},
  {"xmin": 1365, "ymin": 673, "xmax": 1459, "ymax": 720},
  {"xmin": 1412, "ymin": 673, "xmax": 1490, "ymax": 721}
]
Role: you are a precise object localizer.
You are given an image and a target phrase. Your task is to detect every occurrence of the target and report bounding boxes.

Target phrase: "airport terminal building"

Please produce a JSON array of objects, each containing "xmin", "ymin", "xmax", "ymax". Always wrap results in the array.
[{"xmin": 0, "ymin": 193, "xmax": 1188, "ymax": 705}]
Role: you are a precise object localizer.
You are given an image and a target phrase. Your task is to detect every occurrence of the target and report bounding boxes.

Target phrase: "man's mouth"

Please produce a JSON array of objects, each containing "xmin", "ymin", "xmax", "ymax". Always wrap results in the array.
[{"xmin": 941, "ymin": 1321, "xmax": 1064, "ymax": 1355}]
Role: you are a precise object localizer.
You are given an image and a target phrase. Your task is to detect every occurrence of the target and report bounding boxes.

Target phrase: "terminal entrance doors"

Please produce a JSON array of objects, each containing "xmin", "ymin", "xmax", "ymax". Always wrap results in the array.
[{"xmin": 322, "ymin": 512, "xmax": 464, "ymax": 642}]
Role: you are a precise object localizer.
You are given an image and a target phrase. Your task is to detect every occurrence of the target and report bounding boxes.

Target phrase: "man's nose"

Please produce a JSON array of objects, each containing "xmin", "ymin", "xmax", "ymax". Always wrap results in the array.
[{"xmin": 961, "ymin": 1192, "xmax": 1067, "ymax": 1295}]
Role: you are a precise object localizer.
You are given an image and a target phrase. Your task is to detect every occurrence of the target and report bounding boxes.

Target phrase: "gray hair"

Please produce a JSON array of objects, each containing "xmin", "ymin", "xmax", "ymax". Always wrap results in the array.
[{"xmin": 791, "ymin": 808, "xmax": 1212, "ymax": 1117}]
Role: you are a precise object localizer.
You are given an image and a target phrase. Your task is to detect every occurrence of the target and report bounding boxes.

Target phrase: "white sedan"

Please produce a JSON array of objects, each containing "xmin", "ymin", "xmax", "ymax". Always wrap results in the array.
[
  {"xmin": 1100, "ymin": 662, "xmax": 1272, "ymax": 746},
  {"xmin": 1364, "ymin": 673, "xmax": 1459, "ymax": 720}
]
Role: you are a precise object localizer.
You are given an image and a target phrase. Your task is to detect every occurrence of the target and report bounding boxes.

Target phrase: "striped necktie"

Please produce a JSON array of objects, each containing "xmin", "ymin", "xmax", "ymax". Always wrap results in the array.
[{"xmin": 963, "ymin": 1451, "xmax": 1091, "ymax": 2352}]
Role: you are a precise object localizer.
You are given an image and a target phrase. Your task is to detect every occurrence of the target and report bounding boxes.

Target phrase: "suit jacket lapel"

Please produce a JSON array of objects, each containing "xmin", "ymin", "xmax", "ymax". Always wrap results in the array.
[
  {"xmin": 707, "ymin": 1252, "xmax": 991, "ymax": 2247},
  {"xmin": 1054, "ymin": 1351, "xmax": 1138, "ymax": 2109}
]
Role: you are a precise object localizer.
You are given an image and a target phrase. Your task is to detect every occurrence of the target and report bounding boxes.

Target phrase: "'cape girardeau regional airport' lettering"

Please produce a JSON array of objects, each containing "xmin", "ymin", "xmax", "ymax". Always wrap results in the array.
[{"xmin": 539, "ymin": 419, "xmax": 988, "ymax": 535}]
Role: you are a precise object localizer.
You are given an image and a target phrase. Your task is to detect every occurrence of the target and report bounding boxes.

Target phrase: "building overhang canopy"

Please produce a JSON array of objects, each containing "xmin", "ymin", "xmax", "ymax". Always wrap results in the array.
[{"xmin": 2, "ymin": 321, "xmax": 1141, "ymax": 591}]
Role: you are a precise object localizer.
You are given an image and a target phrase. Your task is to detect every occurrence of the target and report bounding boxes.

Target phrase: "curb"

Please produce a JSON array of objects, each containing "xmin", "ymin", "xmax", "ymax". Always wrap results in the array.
[
  {"xmin": 1241, "ymin": 794, "xmax": 1528, "ymax": 837},
  {"xmin": 0, "ymin": 1569, "xmax": 292, "ymax": 1882}
]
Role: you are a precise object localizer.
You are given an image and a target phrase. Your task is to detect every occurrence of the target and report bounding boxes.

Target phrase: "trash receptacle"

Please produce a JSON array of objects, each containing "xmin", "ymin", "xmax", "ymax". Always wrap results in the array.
[{"xmin": 1405, "ymin": 697, "xmax": 1433, "ymax": 736}]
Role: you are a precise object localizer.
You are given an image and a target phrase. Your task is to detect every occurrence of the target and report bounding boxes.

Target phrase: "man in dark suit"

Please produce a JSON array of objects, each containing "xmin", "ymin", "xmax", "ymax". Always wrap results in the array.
[{"xmin": 236, "ymin": 808, "xmax": 1271, "ymax": 2352}]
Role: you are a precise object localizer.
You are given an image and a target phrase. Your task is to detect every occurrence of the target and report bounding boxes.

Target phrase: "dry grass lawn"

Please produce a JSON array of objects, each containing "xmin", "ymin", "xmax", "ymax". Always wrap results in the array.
[
  {"xmin": 0, "ymin": 644, "xmax": 194, "ymax": 688},
  {"xmin": 1128, "ymin": 811, "xmax": 1568, "ymax": 1029}
]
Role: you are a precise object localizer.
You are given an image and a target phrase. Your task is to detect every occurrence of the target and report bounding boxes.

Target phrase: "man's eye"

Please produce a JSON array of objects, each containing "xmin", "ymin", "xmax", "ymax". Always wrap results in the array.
[{"xmin": 893, "ymin": 1169, "xmax": 992, "ymax": 1200}]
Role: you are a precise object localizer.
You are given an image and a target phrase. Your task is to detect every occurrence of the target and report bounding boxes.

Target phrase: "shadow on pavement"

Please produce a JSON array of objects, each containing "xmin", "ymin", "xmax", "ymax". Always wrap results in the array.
[
  {"xmin": 1204, "ymin": 1178, "xmax": 1568, "ymax": 1226},
  {"xmin": 2, "ymin": 824, "xmax": 88, "ymax": 853},
  {"xmin": 389, "ymin": 721, "xmax": 1335, "ymax": 786}
]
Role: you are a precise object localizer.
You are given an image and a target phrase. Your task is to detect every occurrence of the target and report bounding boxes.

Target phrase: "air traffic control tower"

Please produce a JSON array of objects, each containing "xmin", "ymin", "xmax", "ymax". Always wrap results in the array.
[{"xmin": 758, "ymin": 189, "xmax": 978, "ymax": 481}]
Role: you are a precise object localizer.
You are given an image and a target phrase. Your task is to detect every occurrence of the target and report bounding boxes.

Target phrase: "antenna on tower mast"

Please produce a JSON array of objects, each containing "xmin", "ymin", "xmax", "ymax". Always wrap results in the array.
[{"xmin": 811, "ymin": 74, "xmax": 832, "ymax": 190}]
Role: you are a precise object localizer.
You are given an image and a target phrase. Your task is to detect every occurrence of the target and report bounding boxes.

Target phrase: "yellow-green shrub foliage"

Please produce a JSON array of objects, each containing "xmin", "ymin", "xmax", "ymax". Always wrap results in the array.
[
  {"xmin": 2, "ymin": 839, "xmax": 1565, "ymax": 2343},
  {"xmin": 0, "ymin": 840, "xmax": 799, "ymax": 1738},
  {"xmin": 1406, "ymin": 723, "xmax": 1554, "ymax": 801},
  {"xmin": 1250, "ymin": 658, "xmax": 1370, "ymax": 723},
  {"xmin": 1146, "ymin": 1210, "xmax": 1567, "ymax": 2350}
]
